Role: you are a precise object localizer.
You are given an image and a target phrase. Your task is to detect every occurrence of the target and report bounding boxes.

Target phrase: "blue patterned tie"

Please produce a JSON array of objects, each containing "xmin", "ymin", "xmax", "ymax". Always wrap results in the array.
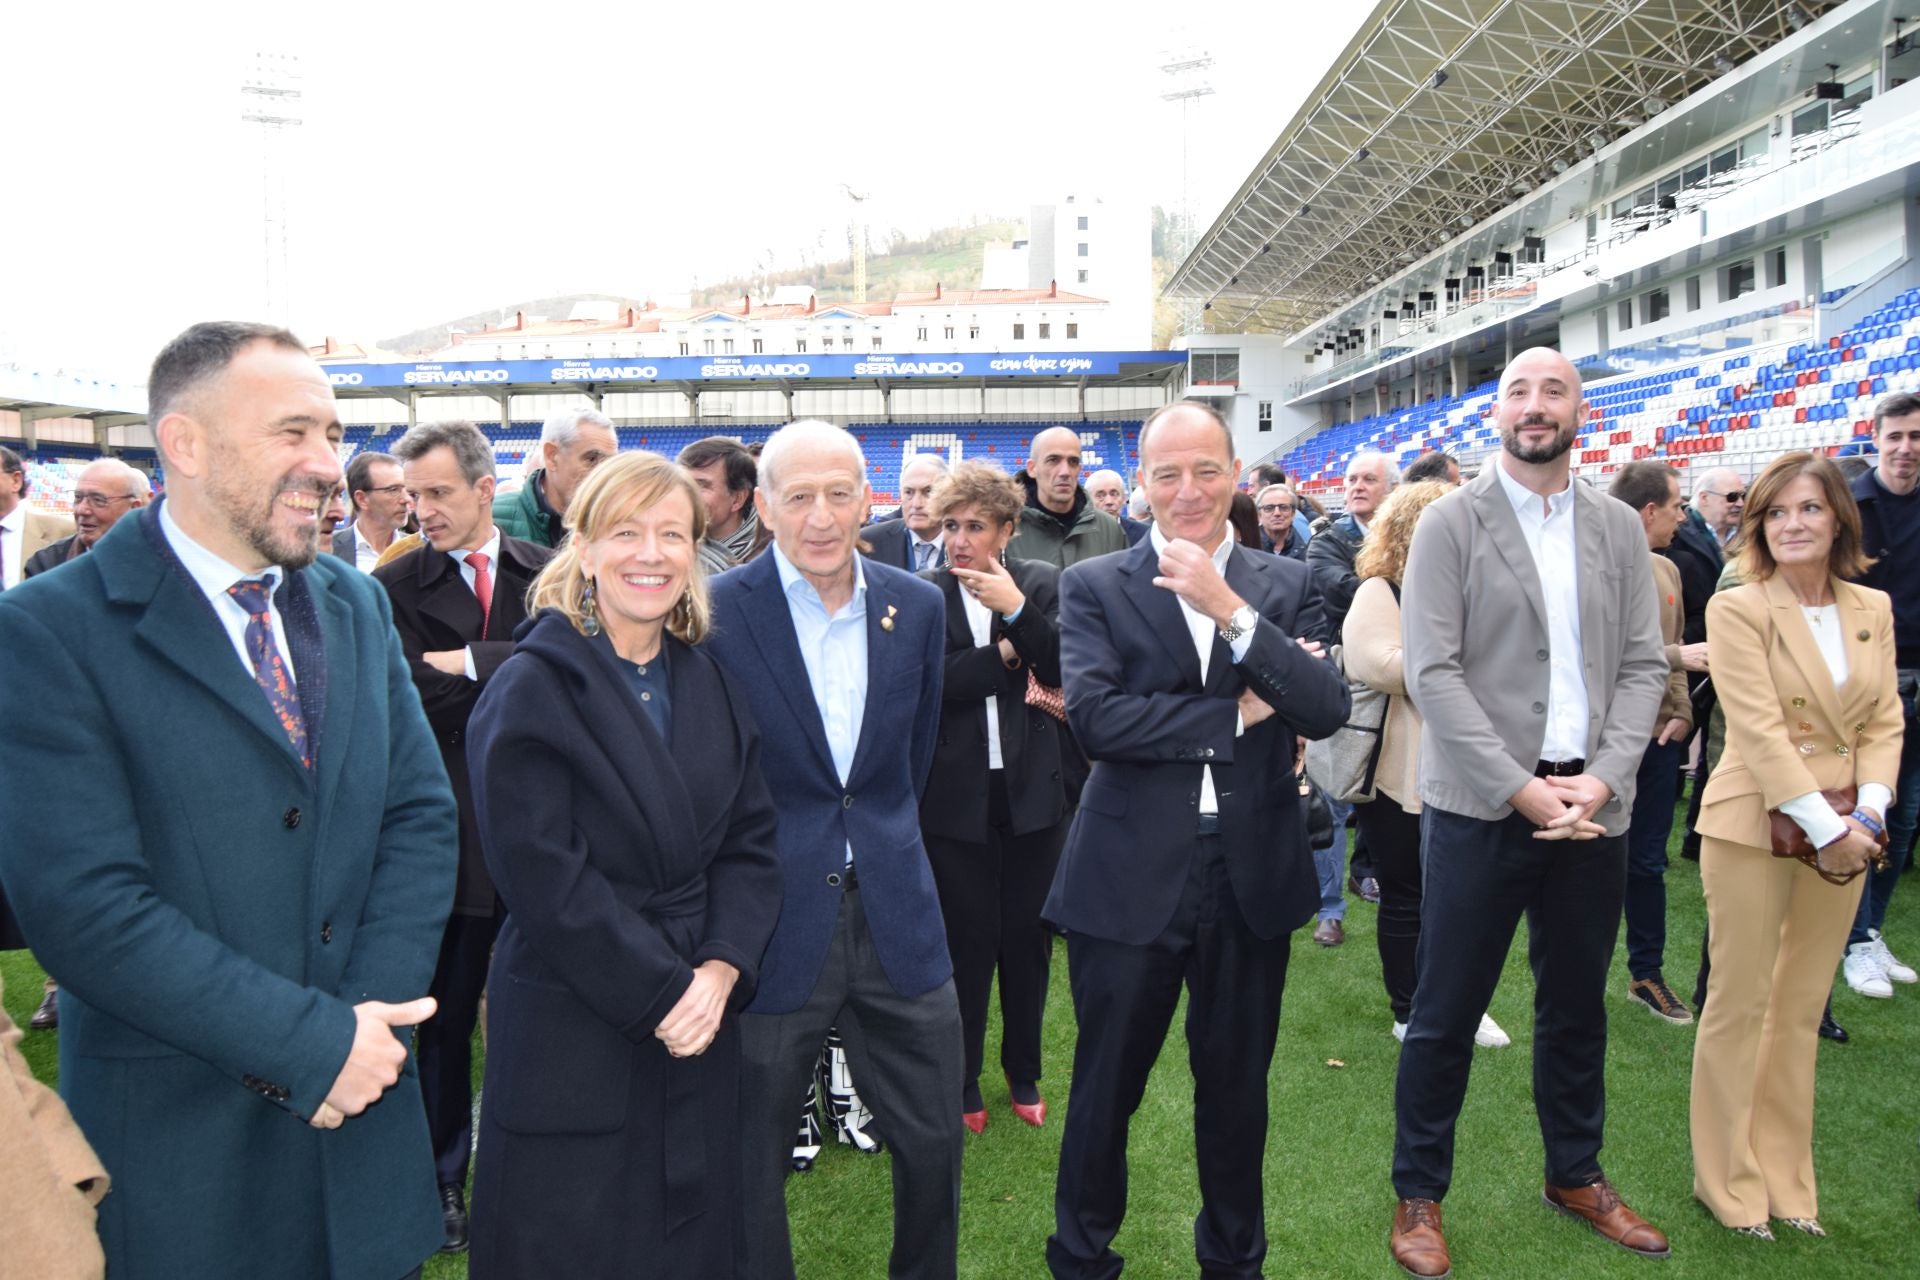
[
  {"xmin": 227, "ymin": 578, "xmax": 310, "ymax": 768},
  {"xmin": 915, "ymin": 540, "xmax": 934, "ymax": 571}
]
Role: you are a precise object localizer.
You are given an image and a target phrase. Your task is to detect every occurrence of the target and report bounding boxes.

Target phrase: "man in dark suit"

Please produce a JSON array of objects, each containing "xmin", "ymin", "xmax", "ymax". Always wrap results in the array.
[
  {"xmin": 374, "ymin": 419, "xmax": 550, "ymax": 1254},
  {"xmin": 0, "ymin": 321, "xmax": 458, "ymax": 1280},
  {"xmin": 1043, "ymin": 400, "xmax": 1350, "ymax": 1280},
  {"xmin": 862, "ymin": 452, "xmax": 949, "ymax": 571},
  {"xmin": 704, "ymin": 420, "xmax": 960, "ymax": 1280}
]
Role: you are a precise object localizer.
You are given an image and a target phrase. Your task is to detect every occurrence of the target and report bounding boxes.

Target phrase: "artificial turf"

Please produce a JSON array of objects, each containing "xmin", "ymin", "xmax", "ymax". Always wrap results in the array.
[{"xmin": 4, "ymin": 803, "xmax": 1913, "ymax": 1278}]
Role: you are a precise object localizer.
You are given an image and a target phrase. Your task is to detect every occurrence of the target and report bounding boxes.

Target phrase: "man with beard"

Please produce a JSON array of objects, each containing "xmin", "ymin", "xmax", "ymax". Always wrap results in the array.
[
  {"xmin": 1006, "ymin": 426, "xmax": 1128, "ymax": 568},
  {"xmin": 0, "ymin": 322, "xmax": 459, "ymax": 1280},
  {"xmin": 1388, "ymin": 348, "xmax": 1669, "ymax": 1278}
]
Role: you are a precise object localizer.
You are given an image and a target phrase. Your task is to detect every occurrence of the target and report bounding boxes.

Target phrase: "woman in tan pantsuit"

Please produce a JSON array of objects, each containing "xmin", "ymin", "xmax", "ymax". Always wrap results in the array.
[{"xmin": 1690, "ymin": 452, "xmax": 1903, "ymax": 1241}]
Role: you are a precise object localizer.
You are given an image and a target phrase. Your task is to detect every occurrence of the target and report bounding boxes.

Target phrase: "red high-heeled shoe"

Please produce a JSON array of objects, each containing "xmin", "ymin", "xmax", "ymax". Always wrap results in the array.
[
  {"xmin": 963, "ymin": 1107, "xmax": 988, "ymax": 1135},
  {"xmin": 1007, "ymin": 1075, "xmax": 1046, "ymax": 1128}
]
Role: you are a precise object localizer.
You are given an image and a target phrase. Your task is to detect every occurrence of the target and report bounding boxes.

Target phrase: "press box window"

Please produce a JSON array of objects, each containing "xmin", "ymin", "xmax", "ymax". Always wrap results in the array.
[
  {"xmin": 1643, "ymin": 288, "xmax": 1669, "ymax": 324},
  {"xmin": 1725, "ymin": 259, "xmax": 1756, "ymax": 299},
  {"xmin": 1766, "ymin": 247, "xmax": 1787, "ymax": 289}
]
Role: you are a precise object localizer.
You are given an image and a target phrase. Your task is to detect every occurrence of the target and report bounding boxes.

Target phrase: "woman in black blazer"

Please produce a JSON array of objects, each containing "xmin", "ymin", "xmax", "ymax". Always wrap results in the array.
[
  {"xmin": 465, "ymin": 452, "xmax": 782, "ymax": 1278},
  {"xmin": 919, "ymin": 461, "xmax": 1070, "ymax": 1133}
]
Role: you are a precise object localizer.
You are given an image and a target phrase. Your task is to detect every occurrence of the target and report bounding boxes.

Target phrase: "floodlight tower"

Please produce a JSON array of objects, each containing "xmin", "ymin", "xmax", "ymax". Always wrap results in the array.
[
  {"xmin": 1160, "ymin": 46, "xmax": 1214, "ymax": 336},
  {"xmin": 240, "ymin": 52, "xmax": 304, "ymax": 327},
  {"xmin": 842, "ymin": 183, "xmax": 871, "ymax": 303}
]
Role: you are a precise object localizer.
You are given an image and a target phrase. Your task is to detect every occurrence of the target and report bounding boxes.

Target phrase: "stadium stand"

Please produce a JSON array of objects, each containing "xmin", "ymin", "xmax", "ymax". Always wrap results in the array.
[{"xmin": 1277, "ymin": 287, "xmax": 1920, "ymax": 501}]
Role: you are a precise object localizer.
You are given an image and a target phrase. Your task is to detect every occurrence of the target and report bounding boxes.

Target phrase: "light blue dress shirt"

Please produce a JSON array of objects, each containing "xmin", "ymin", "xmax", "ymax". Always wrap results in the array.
[{"xmin": 771, "ymin": 543, "xmax": 869, "ymax": 863}]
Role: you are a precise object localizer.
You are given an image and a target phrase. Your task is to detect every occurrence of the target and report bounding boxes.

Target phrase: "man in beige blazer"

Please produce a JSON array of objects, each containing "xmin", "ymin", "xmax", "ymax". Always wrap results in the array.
[
  {"xmin": 0, "ymin": 447, "xmax": 76, "ymax": 590},
  {"xmin": 1387, "ymin": 348, "xmax": 1671, "ymax": 1279},
  {"xmin": 0, "ymin": 973, "xmax": 109, "ymax": 1280}
]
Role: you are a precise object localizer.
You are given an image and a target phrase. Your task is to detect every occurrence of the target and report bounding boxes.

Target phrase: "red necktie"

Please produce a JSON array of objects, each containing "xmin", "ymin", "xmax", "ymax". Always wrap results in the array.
[{"xmin": 468, "ymin": 551, "xmax": 493, "ymax": 637}]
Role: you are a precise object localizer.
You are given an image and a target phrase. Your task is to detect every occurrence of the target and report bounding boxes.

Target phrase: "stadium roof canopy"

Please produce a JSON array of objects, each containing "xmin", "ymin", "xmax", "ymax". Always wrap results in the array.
[{"xmin": 1166, "ymin": 0, "xmax": 1842, "ymax": 337}]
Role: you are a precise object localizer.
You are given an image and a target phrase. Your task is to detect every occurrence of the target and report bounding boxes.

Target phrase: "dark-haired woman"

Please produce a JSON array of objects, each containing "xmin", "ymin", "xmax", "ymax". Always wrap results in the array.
[{"xmin": 1690, "ymin": 451, "xmax": 1902, "ymax": 1241}]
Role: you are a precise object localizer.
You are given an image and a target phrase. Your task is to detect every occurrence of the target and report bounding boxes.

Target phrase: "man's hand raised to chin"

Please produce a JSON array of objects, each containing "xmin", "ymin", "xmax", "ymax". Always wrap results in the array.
[{"xmin": 1151, "ymin": 539, "xmax": 1244, "ymax": 627}]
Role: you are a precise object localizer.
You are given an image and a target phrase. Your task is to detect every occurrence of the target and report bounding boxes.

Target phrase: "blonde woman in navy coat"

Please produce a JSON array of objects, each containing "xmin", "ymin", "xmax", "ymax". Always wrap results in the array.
[{"xmin": 466, "ymin": 452, "xmax": 782, "ymax": 1277}]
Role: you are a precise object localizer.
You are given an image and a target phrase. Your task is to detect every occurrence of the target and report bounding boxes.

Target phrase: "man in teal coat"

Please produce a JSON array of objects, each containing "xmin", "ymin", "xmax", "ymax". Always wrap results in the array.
[{"xmin": 0, "ymin": 321, "xmax": 459, "ymax": 1279}]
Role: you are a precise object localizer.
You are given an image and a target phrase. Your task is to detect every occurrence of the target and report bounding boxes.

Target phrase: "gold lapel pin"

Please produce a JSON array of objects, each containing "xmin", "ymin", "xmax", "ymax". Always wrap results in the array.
[
  {"xmin": 881, "ymin": 604, "xmax": 896, "ymax": 632},
  {"xmin": 1857, "ymin": 630, "xmax": 1871, "ymax": 642}
]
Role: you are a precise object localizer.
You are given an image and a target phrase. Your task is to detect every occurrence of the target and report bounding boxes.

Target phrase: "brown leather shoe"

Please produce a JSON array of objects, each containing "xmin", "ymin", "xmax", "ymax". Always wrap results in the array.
[
  {"xmin": 1313, "ymin": 917, "xmax": 1345, "ymax": 947},
  {"xmin": 1390, "ymin": 1197, "xmax": 1451, "ymax": 1278},
  {"xmin": 1543, "ymin": 1178, "xmax": 1670, "ymax": 1258}
]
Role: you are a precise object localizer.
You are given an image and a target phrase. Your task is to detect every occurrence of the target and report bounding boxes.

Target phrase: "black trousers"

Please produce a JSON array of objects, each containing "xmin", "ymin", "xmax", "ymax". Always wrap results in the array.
[
  {"xmin": 1392, "ymin": 806, "xmax": 1625, "ymax": 1200},
  {"xmin": 1047, "ymin": 837, "xmax": 1291, "ymax": 1280},
  {"xmin": 1356, "ymin": 798, "xmax": 1423, "ymax": 1023},
  {"xmin": 736, "ymin": 887, "xmax": 963, "ymax": 1280},
  {"xmin": 418, "ymin": 905, "xmax": 503, "ymax": 1188},
  {"xmin": 923, "ymin": 772, "xmax": 1067, "ymax": 1091}
]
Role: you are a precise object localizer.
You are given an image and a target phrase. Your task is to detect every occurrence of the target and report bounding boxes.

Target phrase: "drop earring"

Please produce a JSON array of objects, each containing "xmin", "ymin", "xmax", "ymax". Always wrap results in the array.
[{"xmin": 581, "ymin": 577, "xmax": 601, "ymax": 637}]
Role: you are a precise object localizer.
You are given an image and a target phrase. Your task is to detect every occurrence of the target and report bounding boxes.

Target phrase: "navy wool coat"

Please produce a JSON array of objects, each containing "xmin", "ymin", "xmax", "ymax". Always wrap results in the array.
[
  {"xmin": 704, "ymin": 550, "xmax": 949, "ymax": 1013},
  {"xmin": 465, "ymin": 613, "xmax": 782, "ymax": 1278},
  {"xmin": 0, "ymin": 503, "xmax": 459, "ymax": 1280}
]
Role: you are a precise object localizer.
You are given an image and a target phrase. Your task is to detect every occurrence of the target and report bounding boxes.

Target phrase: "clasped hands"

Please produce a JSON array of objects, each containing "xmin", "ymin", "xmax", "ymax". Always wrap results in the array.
[
  {"xmin": 1511, "ymin": 775, "xmax": 1613, "ymax": 841},
  {"xmin": 1150, "ymin": 537, "xmax": 1324, "ymax": 729},
  {"xmin": 1815, "ymin": 812, "xmax": 1884, "ymax": 879},
  {"xmin": 655, "ymin": 959, "xmax": 739, "ymax": 1059},
  {"xmin": 310, "ymin": 996, "xmax": 438, "ymax": 1130}
]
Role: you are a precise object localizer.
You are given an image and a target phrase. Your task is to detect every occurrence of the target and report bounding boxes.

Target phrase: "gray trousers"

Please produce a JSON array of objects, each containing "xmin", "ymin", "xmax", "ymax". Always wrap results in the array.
[{"xmin": 736, "ymin": 886, "xmax": 964, "ymax": 1280}]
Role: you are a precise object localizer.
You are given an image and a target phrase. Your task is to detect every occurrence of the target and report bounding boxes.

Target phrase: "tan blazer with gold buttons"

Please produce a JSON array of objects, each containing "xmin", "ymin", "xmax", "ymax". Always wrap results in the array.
[{"xmin": 1696, "ymin": 574, "xmax": 1903, "ymax": 850}]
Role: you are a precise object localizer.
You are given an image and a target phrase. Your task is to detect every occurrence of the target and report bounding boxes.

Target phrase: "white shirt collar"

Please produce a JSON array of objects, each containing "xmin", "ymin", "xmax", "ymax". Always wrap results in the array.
[
  {"xmin": 448, "ymin": 527, "xmax": 502, "ymax": 567},
  {"xmin": 771, "ymin": 539, "xmax": 867, "ymax": 607},
  {"xmin": 158, "ymin": 496, "xmax": 285, "ymax": 599},
  {"xmin": 907, "ymin": 528, "xmax": 943, "ymax": 550},
  {"xmin": 1495, "ymin": 455, "xmax": 1575, "ymax": 518},
  {"xmin": 0, "ymin": 504, "xmax": 23, "ymax": 533},
  {"xmin": 1147, "ymin": 520, "xmax": 1236, "ymax": 572}
]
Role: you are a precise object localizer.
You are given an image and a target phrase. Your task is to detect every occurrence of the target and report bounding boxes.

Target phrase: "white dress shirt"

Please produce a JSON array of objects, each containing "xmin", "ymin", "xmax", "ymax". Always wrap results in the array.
[
  {"xmin": 447, "ymin": 528, "xmax": 502, "ymax": 680},
  {"xmin": 0, "ymin": 504, "xmax": 24, "ymax": 589},
  {"xmin": 1777, "ymin": 604, "xmax": 1895, "ymax": 847},
  {"xmin": 1494, "ymin": 458, "xmax": 1588, "ymax": 763},
  {"xmin": 158, "ymin": 498, "xmax": 296, "ymax": 684},
  {"xmin": 960, "ymin": 586, "xmax": 1005, "ymax": 770},
  {"xmin": 1147, "ymin": 523, "xmax": 1254, "ymax": 816},
  {"xmin": 350, "ymin": 520, "xmax": 385, "ymax": 574}
]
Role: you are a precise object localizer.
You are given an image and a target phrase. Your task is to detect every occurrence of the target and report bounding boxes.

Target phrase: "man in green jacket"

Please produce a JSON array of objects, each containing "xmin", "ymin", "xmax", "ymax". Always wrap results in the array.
[
  {"xmin": 1006, "ymin": 426, "xmax": 1128, "ymax": 568},
  {"xmin": 493, "ymin": 408, "xmax": 618, "ymax": 547}
]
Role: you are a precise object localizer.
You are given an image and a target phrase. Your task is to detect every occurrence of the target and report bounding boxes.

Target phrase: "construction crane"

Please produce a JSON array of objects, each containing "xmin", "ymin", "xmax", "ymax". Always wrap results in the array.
[{"xmin": 842, "ymin": 183, "xmax": 870, "ymax": 304}]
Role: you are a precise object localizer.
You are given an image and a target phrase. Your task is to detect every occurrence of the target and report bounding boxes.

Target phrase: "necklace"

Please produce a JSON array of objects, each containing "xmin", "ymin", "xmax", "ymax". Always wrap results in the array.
[{"xmin": 1795, "ymin": 592, "xmax": 1833, "ymax": 626}]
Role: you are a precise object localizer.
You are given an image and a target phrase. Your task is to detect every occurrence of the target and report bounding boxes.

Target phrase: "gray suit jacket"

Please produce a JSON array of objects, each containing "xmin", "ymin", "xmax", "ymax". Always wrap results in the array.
[
  {"xmin": 329, "ymin": 525, "xmax": 357, "ymax": 564},
  {"xmin": 1400, "ymin": 463, "xmax": 1667, "ymax": 835}
]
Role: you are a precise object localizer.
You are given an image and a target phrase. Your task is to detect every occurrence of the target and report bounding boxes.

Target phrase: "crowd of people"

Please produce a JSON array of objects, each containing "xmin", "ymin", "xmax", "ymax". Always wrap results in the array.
[{"xmin": 0, "ymin": 320, "xmax": 1912, "ymax": 1280}]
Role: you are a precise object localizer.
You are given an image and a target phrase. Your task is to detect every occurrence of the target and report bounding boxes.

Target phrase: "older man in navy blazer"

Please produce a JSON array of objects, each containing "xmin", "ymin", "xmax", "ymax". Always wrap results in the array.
[
  {"xmin": 1043, "ymin": 400, "xmax": 1350, "ymax": 1280},
  {"xmin": 705, "ymin": 420, "xmax": 960, "ymax": 1280}
]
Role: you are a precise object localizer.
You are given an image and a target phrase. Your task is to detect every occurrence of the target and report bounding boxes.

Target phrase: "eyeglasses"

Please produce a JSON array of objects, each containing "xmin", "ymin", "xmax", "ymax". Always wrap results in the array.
[
  {"xmin": 1703, "ymin": 489, "xmax": 1746, "ymax": 503},
  {"xmin": 1257, "ymin": 503, "xmax": 1294, "ymax": 514},
  {"xmin": 71, "ymin": 490, "xmax": 137, "ymax": 509},
  {"xmin": 364, "ymin": 484, "xmax": 409, "ymax": 497}
]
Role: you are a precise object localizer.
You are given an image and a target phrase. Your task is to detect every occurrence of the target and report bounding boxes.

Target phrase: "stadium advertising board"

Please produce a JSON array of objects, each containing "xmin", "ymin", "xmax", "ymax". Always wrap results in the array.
[{"xmin": 322, "ymin": 350, "xmax": 1184, "ymax": 389}]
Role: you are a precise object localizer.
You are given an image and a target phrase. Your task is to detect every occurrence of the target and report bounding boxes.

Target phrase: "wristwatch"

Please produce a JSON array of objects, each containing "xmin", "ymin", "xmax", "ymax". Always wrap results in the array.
[{"xmin": 1217, "ymin": 605, "xmax": 1258, "ymax": 644}]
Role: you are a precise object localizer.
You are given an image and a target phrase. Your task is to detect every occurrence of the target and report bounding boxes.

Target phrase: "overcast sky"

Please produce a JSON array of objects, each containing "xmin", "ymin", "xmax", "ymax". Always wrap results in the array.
[{"xmin": 2, "ymin": 2, "xmax": 1368, "ymax": 380}]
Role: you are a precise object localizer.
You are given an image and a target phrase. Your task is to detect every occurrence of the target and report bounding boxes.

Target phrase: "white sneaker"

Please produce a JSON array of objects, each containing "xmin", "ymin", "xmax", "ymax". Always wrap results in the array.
[
  {"xmin": 1868, "ymin": 929, "xmax": 1918, "ymax": 984},
  {"xmin": 1474, "ymin": 1013, "xmax": 1511, "ymax": 1048},
  {"xmin": 1392, "ymin": 1021, "xmax": 1408, "ymax": 1042},
  {"xmin": 1844, "ymin": 944, "xmax": 1894, "ymax": 998}
]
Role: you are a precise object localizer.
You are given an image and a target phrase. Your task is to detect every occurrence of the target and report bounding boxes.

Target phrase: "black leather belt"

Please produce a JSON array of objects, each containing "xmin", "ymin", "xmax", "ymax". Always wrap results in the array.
[
  {"xmin": 1535, "ymin": 758, "xmax": 1586, "ymax": 778},
  {"xmin": 1197, "ymin": 813, "xmax": 1223, "ymax": 836}
]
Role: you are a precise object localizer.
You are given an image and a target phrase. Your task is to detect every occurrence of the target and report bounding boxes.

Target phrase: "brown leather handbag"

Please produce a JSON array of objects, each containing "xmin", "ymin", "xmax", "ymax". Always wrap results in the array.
[{"xmin": 1768, "ymin": 787, "xmax": 1889, "ymax": 885}]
